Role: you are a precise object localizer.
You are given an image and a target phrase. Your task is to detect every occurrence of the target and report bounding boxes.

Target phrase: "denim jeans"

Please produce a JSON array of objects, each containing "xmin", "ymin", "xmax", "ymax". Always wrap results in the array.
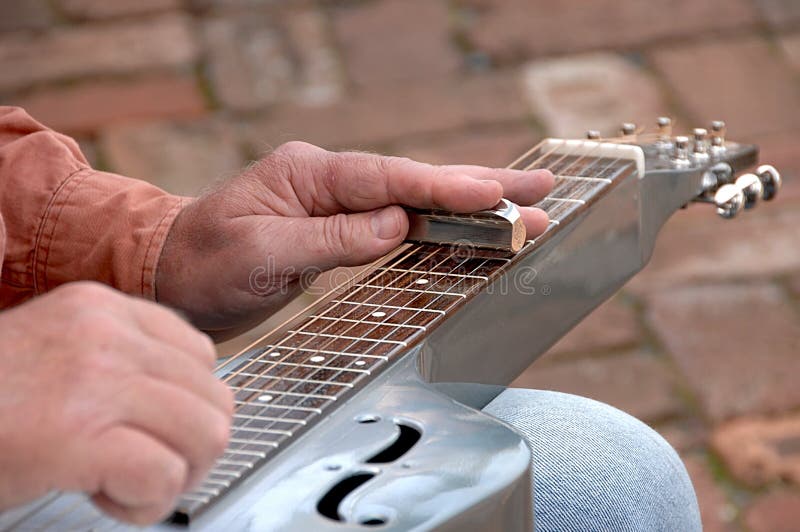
[{"xmin": 483, "ymin": 389, "xmax": 701, "ymax": 532}]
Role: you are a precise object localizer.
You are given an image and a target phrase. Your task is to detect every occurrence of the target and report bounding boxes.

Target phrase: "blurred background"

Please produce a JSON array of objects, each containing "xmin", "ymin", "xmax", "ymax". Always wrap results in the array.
[{"xmin": 2, "ymin": 0, "xmax": 799, "ymax": 529}]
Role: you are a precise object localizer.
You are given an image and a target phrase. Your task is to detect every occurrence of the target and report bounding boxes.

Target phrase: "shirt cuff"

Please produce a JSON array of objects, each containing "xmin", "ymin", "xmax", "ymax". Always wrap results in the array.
[{"xmin": 34, "ymin": 168, "xmax": 190, "ymax": 300}]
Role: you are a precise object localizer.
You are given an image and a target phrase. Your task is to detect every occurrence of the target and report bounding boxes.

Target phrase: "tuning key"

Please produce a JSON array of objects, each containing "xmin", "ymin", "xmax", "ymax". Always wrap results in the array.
[
  {"xmin": 714, "ymin": 184, "xmax": 745, "ymax": 219},
  {"xmin": 620, "ymin": 122, "xmax": 636, "ymax": 136},
  {"xmin": 756, "ymin": 164, "xmax": 781, "ymax": 201},
  {"xmin": 710, "ymin": 120, "xmax": 726, "ymax": 154},
  {"xmin": 586, "ymin": 130, "xmax": 601, "ymax": 140},
  {"xmin": 734, "ymin": 173, "xmax": 763, "ymax": 209},
  {"xmin": 672, "ymin": 136, "xmax": 691, "ymax": 166},
  {"xmin": 692, "ymin": 128, "xmax": 709, "ymax": 160}
]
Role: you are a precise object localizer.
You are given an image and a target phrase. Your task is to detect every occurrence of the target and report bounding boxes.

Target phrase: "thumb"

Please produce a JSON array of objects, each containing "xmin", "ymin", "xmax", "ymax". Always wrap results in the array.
[{"xmin": 279, "ymin": 206, "xmax": 408, "ymax": 272}]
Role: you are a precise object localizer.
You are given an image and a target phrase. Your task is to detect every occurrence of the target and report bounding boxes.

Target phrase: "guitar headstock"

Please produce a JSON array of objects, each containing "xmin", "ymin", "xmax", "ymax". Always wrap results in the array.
[{"xmin": 614, "ymin": 118, "xmax": 781, "ymax": 219}]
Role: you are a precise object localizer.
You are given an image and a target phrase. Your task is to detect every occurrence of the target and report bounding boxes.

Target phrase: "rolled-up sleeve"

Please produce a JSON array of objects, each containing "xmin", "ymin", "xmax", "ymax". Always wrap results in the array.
[{"xmin": 0, "ymin": 106, "xmax": 187, "ymax": 307}]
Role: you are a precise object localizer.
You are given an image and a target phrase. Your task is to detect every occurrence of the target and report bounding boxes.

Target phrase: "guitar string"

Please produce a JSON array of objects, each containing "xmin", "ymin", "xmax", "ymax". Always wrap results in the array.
[
  {"xmin": 216, "ymin": 138, "xmax": 585, "ymax": 419},
  {"xmin": 194, "ymin": 140, "xmax": 626, "ymax": 493},
  {"xmin": 203, "ymin": 143, "xmax": 625, "ymax": 486},
  {"xmin": 189, "ymin": 139, "xmax": 634, "ymax": 500}
]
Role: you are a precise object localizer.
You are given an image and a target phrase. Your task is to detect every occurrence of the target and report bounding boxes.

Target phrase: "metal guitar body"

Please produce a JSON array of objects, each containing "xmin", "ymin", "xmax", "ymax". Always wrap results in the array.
[{"xmin": 2, "ymin": 129, "xmax": 768, "ymax": 531}]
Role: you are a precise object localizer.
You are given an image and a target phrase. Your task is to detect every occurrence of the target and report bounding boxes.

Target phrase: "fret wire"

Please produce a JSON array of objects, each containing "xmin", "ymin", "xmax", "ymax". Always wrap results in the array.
[
  {"xmin": 192, "ymin": 485, "xmax": 222, "ymax": 496},
  {"xmin": 331, "ymin": 300, "xmax": 446, "ymax": 314},
  {"xmin": 204, "ymin": 478, "xmax": 232, "ymax": 487},
  {"xmin": 309, "ymin": 316, "xmax": 427, "ymax": 330},
  {"xmin": 287, "ymin": 329, "xmax": 409, "ymax": 346},
  {"xmin": 354, "ymin": 283, "xmax": 469, "ymax": 298},
  {"xmin": 229, "ymin": 437, "xmax": 279, "ymax": 448},
  {"xmin": 544, "ymin": 196, "xmax": 586, "ymax": 204},
  {"xmin": 224, "ymin": 448, "xmax": 268, "ymax": 458},
  {"xmin": 379, "ymin": 267, "xmax": 489, "ymax": 280},
  {"xmin": 229, "ymin": 425, "xmax": 292, "ymax": 437},
  {"xmin": 261, "ymin": 344, "xmax": 390, "ymax": 360},
  {"xmin": 217, "ymin": 458, "xmax": 254, "ymax": 468},
  {"xmin": 235, "ymin": 387, "xmax": 339, "ymax": 399},
  {"xmin": 234, "ymin": 399, "xmax": 322, "ymax": 414},
  {"xmin": 236, "ymin": 371, "xmax": 355, "ymax": 389},
  {"xmin": 555, "ymin": 174, "xmax": 612, "ymax": 183},
  {"xmin": 233, "ymin": 412, "xmax": 309, "ymax": 424},
  {"xmin": 241, "ymin": 359, "xmax": 370, "ymax": 374},
  {"xmin": 179, "ymin": 493, "xmax": 210, "ymax": 503}
]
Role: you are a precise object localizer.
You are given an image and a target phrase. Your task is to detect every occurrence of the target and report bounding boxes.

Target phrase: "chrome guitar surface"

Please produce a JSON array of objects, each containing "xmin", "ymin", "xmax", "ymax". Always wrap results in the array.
[{"xmin": 2, "ymin": 121, "xmax": 777, "ymax": 531}]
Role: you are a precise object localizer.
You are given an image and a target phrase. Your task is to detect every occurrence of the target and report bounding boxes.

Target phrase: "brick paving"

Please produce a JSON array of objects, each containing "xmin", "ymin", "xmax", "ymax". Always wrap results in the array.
[{"xmin": 1, "ymin": 1, "xmax": 798, "ymax": 528}]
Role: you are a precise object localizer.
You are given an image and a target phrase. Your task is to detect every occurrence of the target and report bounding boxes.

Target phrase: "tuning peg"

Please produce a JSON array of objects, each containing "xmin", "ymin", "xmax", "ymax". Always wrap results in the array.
[
  {"xmin": 756, "ymin": 164, "xmax": 781, "ymax": 201},
  {"xmin": 672, "ymin": 135, "xmax": 691, "ymax": 167},
  {"xmin": 693, "ymin": 128, "xmax": 709, "ymax": 160},
  {"xmin": 714, "ymin": 184, "xmax": 745, "ymax": 219},
  {"xmin": 710, "ymin": 120, "xmax": 726, "ymax": 154},
  {"xmin": 620, "ymin": 122, "xmax": 636, "ymax": 136},
  {"xmin": 586, "ymin": 130, "xmax": 601, "ymax": 140},
  {"xmin": 735, "ymin": 173, "xmax": 763, "ymax": 209}
]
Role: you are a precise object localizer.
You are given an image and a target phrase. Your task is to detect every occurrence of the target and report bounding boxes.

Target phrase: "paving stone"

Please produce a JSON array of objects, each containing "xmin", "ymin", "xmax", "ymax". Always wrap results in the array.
[
  {"xmin": 11, "ymin": 74, "xmax": 207, "ymax": 135},
  {"xmin": 392, "ymin": 125, "xmax": 537, "ymax": 168},
  {"xmin": 754, "ymin": 0, "xmax": 800, "ymax": 30},
  {"xmin": 56, "ymin": 0, "xmax": 180, "ymax": 19},
  {"xmin": 649, "ymin": 36, "xmax": 800, "ymax": 138},
  {"xmin": 202, "ymin": 6, "xmax": 342, "ymax": 111},
  {"xmin": 712, "ymin": 415, "xmax": 800, "ymax": 488},
  {"xmin": 683, "ymin": 455, "xmax": 739, "ymax": 532},
  {"xmin": 0, "ymin": 14, "xmax": 198, "ymax": 93},
  {"xmin": 512, "ymin": 352, "xmax": 682, "ymax": 422},
  {"xmin": 646, "ymin": 283, "xmax": 800, "ymax": 422},
  {"xmin": 244, "ymin": 73, "xmax": 529, "ymax": 150},
  {"xmin": 460, "ymin": 0, "xmax": 756, "ymax": 61},
  {"xmin": 521, "ymin": 53, "xmax": 668, "ymax": 138},
  {"xmin": 332, "ymin": 0, "xmax": 460, "ymax": 88},
  {"xmin": 744, "ymin": 491, "xmax": 800, "ymax": 532},
  {"xmin": 657, "ymin": 418, "xmax": 709, "ymax": 453},
  {"xmin": 629, "ymin": 203, "xmax": 800, "ymax": 293},
  {"xmin": 100, "ymin": 120, "xmax": 243, "ymax": 196},
  {"xmin": 0, "ymin": 0, "xmax": 53, "ymax": 32},
  {"xmin": 283, "ymin": 6, "xmax": 344, "ymax": 107}
]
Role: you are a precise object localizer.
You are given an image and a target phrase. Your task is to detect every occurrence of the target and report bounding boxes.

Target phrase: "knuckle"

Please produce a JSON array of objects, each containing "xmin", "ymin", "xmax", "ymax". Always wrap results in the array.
[
  {"xmin": 56, "ymin": 281, "xmax": 117, "ymax": 306},
  {"xmin": 274, "ymin": 140, "xmax": 314, "ymax": 156},
  {"xmin": 319, "ymin": 214, "xmax": 352, "ymax": 258}
]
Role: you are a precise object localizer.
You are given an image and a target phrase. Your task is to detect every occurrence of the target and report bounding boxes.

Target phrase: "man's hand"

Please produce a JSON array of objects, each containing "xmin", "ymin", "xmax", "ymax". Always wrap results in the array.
[
  {"xmin": 0, "ymin": 282, "xmax": 233, "ymax": 525},
  {"xmin": 157, "ymin": 142, "xmax": 554, "ymax": 338}
]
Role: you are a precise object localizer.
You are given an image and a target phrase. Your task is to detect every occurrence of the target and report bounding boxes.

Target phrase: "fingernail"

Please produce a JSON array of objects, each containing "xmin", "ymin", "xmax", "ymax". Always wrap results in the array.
[{"xmin": 371, "ymin": 207, "xmax": 402, "ymax": 240}]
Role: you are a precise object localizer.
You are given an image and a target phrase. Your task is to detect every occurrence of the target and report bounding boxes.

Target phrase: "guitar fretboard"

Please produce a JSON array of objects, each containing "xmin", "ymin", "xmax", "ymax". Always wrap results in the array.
[{"xmin": 174, "ymin": 143, "xmax": 639, "ymax": 520}]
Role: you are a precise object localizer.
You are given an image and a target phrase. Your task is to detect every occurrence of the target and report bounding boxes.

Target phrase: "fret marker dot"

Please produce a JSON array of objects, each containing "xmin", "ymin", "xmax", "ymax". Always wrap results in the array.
[
  {"xmin": 355, "ymin": 360, "xmax": 366, "ymax": 367},
  {"xmin": 415, "ymin": 278, "xmax": 429, "ymax": 285},
  {"xmin": 371, "ymin": 311, "xmax": 386, "ymax": 318},
  {"xmin": 258, "ymin": 394, "xmax": 273, "ymax": 402},
  {"xmin": 310, "ymin": 355, "xmax": 325, "ymax": 363},
  {"xmin": 269, "ymin": 351, "xmax": 281, "ymax": 357}
]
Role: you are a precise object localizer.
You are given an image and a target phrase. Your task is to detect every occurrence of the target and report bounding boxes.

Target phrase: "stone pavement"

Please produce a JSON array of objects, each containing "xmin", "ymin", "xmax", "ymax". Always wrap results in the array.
[{"xmin": 2, "ymin": 0, "xmax": 799, "ymax": 529}]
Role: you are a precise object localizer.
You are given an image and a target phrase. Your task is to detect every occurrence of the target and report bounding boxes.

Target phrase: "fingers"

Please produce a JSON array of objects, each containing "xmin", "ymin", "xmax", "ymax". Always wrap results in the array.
[
  {"xmin": 118, "ymin": 377, "xmax": 230, "ymax": 490},
  {"xmin": 124, "ymin": 299, "xmax": 218, "ymax": 370},
  {"xmin": 266, "ymin": 142, "xmax": 554, "ymax": 215},
  {"xmin": 133, "ymin": 338, "xmax": 233, "ymax": 417},
  {"xmin": 518, "ymin": 207, "xmax": 550, "ymax": 238},
  {"xmin": 258, "ymin": 206, "xmax": 408, "ymax": 271},
  {"xmin": 88, "ymin": 427, "xmax": 187, "ymax": 525},
  {"xmin": 442, "ymin": 165, "xmax": 554, "ymax": 206}
]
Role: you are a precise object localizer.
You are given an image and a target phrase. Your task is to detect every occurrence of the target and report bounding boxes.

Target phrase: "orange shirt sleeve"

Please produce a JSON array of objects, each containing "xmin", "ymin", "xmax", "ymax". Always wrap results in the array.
[{"xmin": 0, "ymin": 106, "xmax": 188, "ymax": 308}]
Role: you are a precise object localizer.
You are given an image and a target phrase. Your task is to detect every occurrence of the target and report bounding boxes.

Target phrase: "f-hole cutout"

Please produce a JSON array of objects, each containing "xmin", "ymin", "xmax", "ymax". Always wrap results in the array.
[
  {"xmin": 366, "ymin": 423, "xmax": 422, "ymax": 464},
  {"xmin": 317, "ymin": 473, "xmax": 375, "ymax": 522}
]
